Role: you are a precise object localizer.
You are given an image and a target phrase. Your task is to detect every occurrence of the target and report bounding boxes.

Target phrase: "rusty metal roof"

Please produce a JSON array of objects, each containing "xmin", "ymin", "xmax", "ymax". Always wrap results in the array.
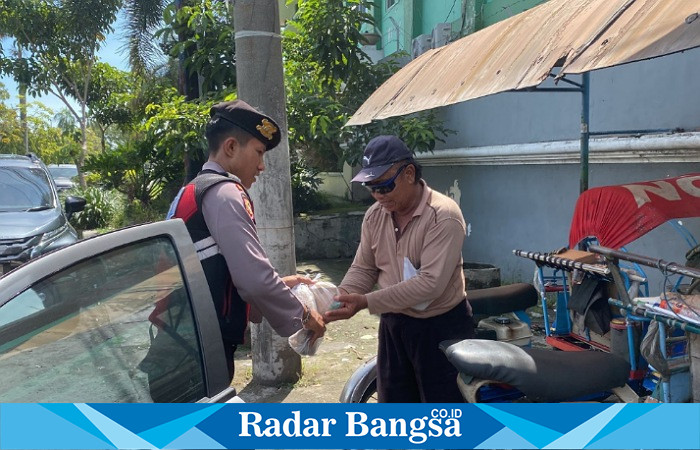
[{"xmin": 347, "ymin": 0, "xmax": 700, "ymax": 126}]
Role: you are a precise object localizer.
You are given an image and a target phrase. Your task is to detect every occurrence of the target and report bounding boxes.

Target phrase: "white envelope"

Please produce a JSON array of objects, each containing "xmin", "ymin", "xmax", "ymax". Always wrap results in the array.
[{"xmin": 404, "ymin": 257, "xmax": 431, "ymax": 311}]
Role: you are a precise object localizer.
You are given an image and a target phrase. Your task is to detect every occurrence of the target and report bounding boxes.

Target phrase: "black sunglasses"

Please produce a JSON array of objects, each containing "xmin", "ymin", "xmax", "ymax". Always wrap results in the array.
[{"xmin": 363, "ymin": 164, "xmax": 409, "ymax": 195}]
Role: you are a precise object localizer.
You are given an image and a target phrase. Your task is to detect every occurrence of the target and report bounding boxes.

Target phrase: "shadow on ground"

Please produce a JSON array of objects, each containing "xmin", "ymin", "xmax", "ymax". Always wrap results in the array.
[
  {"xmin": 232, "ymin": 259, "xmax": 381, "ymax": 403},
  {"xmin": 231, "ymin": 259, "xmax": 549, "ymax": 403}
]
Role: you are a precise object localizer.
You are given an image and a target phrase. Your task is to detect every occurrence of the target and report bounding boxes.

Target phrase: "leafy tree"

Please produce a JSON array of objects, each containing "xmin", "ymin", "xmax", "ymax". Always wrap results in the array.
[
  {"xmin": 84, "ymin": 138, "xmax": 180, "ymax": 205},
  {"xmin": 143, "ymin": 87, "xmax": 211, "ymax": 174},
  {"xmin": 123, "ymin": 0, "xmax": 204, "ymax": 182},
  {"xmin": 156, "ymin": 0, "xmax": 236, "ymax": 96},
  {"xmin": 0, "ymin": 83, "xmax": 79, "ymax": 162},
  {"xmin": 0, "ymin": 0, "xmax": 122, "ymax": 186},
  {"xmin": 0, "ymin": 83, "xmax": 23, "ymax": 152},
  {"xmin": 284, "ymin": 0, "xmax": 453, "ymax": 170},
  {"xmin": 85, "ymin": 88, "xmax": 210, "ymax": 205},
  {"xmin": 122, "ymin": 0, "xmax": 168, "ymax": 74},
  {"xmin": 87, "ymin": 63, "xmax": 134, "ymax": 153}
]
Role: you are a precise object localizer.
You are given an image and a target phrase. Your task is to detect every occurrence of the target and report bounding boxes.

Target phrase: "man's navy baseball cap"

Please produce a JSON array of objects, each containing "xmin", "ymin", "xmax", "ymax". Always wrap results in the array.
[{"xmin": 351, "ymin": 135, "xmax": 412, "ymax": 183}]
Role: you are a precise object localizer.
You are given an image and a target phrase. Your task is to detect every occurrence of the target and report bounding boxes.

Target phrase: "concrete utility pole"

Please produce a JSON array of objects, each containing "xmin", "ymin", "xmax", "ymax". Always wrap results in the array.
[{"xmin": 233, "ymin": 0, "xmax": 302, "ymax": 384}]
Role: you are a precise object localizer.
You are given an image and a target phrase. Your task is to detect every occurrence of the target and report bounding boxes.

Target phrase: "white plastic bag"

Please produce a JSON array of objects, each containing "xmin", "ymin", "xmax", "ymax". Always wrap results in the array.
[{"xmin": 288, "ymin": 281, "xmax": 340, "ymax": 355}]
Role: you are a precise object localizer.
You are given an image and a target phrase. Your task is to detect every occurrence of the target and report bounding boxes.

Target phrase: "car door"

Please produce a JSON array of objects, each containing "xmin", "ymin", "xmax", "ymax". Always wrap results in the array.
[{"xmin": 0, "ymin": 219, "xmax": 237, "ymax": 403}]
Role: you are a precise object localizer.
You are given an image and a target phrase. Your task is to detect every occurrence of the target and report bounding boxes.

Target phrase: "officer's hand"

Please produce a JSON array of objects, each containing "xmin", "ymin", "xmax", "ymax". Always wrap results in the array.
[
  {"xmin": 303, "ymin": 309, "xmax": 326, "ymax": 346},
  {"xmin": 282, "ymin": 275, "xmax": 315, "ymax": 288},
  {"xmin": 324, "ymin": 293, "xmax": 368, "ymax": 323}
]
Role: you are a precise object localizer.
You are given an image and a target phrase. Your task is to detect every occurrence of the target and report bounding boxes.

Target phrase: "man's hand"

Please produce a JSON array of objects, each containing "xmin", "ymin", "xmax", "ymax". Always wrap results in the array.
[
  {"xmin": 324, "ymin": 293, "xmax": 368, "ymax": 322},
  {"xmin": 303, "ymin": 309, "xmax": 326, "ymax": 346},
  {"xmin": 282, "ymin": 274, "xmax": 315, "ymax": 288}
]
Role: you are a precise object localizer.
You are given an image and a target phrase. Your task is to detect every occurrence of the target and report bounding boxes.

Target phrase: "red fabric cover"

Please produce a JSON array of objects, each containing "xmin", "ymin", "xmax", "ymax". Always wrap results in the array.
[{"xmin": 569, "ymin": 173, "xmax": 700, "ymax": 249}]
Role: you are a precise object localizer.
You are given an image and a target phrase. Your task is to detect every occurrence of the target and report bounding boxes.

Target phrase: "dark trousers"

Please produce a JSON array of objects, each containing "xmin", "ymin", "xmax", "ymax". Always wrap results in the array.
[
  {"xmin": 225, "ymin": 343, "xmax": 237, "ymax": 381},
  {"xmin": 377, "ymin": 300, "xmax": 474, "ymax": 403}
]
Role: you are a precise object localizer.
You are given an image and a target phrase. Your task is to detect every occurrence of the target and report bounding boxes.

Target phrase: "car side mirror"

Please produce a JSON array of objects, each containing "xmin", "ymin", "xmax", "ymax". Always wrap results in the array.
[{"xmin": 65, "ymin": 196, "xmax": 86, "ymax": 219}]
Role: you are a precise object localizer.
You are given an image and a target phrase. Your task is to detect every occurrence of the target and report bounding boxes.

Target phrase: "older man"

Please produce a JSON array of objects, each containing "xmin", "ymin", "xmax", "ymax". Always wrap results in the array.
[{"xmin": 325, "ymin": 135, "xmax": 473, "ymax": 402}]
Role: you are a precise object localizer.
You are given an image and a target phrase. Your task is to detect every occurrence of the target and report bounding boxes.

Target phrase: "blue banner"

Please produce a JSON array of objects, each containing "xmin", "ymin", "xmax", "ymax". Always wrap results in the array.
[{"xmin": 1, "ymin": 403, "xmax": 699, "ymax": 449}]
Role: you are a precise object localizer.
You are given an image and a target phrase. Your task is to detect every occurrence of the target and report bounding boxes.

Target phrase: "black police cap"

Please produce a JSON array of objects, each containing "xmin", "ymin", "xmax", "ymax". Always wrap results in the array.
[{"xmin": 209, "ymin": 100, "xmax": 281, "ymax": 151}]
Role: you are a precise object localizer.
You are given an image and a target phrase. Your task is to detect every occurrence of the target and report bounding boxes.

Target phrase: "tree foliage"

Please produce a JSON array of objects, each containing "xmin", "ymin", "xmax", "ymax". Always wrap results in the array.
[
  {"xmin": 156, "ymin": 0, "xmax": 236, "ymax": 96},
  {"xmin": 87, "ymin": 63, "xmax": 134, "ymax": 152},
  {"xmin": 0, "ymin": 0, "xmax": 122, "ymax": 185},
  {"xmin": 122, "ymin": 0, "xmax": 168, "ymax": 74},
  {"xmin": 284, "ymin": 0, "xmax": 453, "ymax": 171},
  {"xmin": 0, "ymin": 83, "xmax": 85, "ymax": 163}
]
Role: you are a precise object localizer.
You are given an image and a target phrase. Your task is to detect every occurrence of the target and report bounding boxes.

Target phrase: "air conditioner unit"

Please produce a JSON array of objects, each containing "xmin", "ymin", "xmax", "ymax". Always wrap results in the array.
[
  {"xmin": 431, "ymin": 22, "xmax": 452, "ymax": 48},
  {"xmin": 412, "ymin": 34, "xmax": 432, "ymax": 59}
]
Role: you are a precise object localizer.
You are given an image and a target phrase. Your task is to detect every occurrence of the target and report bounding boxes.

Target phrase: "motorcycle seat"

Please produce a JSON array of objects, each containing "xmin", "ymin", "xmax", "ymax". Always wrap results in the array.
[
  {"xmin": 468, "ymin": 283, "xmax": 538, "ymax": 316},
  {"xmin": 440, "ymin": 339, "xmax": 630, "ymax": 402}
]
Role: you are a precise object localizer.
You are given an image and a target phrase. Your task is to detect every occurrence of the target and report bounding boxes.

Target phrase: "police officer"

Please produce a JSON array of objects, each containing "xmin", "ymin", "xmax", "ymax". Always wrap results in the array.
[{"xmin": 168, "ymin": 100, "xmax": 326, "ymax": 379}]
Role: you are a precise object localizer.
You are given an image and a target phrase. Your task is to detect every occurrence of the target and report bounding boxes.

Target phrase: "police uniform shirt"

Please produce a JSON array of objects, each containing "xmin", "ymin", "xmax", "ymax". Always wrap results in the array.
[{"xmin": 200, "ymin": 161, "xmax": 305, "ymax": 336}]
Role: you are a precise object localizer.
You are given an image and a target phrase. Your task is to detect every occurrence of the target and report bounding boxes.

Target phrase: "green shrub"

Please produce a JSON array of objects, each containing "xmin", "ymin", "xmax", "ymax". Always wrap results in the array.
[
  {"xmin": 118, "ymin": 194, "xmax": 174, "ymax": 227},
  {"xmin": 69, "ymin": 187, "xmax": 120, "ymax": 230},
  {"xmin": 291, "ymin": 156, "xmax": 331, "ymax": 214}
]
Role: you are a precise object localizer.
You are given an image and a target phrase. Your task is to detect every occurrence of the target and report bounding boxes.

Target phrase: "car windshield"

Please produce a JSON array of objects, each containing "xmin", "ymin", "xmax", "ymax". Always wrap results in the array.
[
  {"xmin": 0, "ymin": 167, "xmax": 56, "ymax": 212},
  {"xmin": 48, "ymin": 166, "xmax": 77, "ymax": 179}
]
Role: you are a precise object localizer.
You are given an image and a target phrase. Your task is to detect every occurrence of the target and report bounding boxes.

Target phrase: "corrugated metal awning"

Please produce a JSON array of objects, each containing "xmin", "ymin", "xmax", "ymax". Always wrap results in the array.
[{"xmin": 347, "ymin": 0, "xmax": 700, "ymax": 126}]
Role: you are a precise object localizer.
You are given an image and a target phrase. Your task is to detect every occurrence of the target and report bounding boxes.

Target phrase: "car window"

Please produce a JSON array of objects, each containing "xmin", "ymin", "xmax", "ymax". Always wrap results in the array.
[
  {"xmin": 0, "ymin": 167, "xmax": 55, "ymax": 211},
  {"xmin": 48, "ymin": 167, "xmax": 78, "ymax": 179},
  {"xmin": 0, "ymin": 236, "xmax": 207, "ymax": 403}
]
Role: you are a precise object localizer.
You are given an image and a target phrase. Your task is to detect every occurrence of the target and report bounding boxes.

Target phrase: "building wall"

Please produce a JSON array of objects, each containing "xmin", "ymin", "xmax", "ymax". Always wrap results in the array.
[
  {"xmin": 414, "ymin": 0, "xmax": 461, "ymax": 35},
  {"xmin": 374, "ymin": 0, "xmax": 548, "ymax": 58},
  {"xmin": 368, "ymin": 1, "xmax": 700, "ymax": 292},
  {"xmin": 416, "ymin": 48, "xmax": 700, "ymax": 290},
  {"xmin": 436, "ymin": 48, "xmax": 700, "ymax": 149},
  {"xmin": 379, "ymin": 0, "xmax": 406, "ymax": 55},
  {"xmin": 422, "ymin": 162, "xmax": 699, "ymax": 293},
  {"xmin": 481, "ymin": 0, "xmax": 546, "ymax": 27}
]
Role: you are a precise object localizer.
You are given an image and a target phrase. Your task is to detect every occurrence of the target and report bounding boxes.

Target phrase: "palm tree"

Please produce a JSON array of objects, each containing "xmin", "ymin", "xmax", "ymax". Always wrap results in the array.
[
  {"xmin": 122, "ymin": 0, "xmax": 168, "ymax": 74},
  {"xmin": 123, "ymin": 0, "xmax": 204, "ymax": 181}
]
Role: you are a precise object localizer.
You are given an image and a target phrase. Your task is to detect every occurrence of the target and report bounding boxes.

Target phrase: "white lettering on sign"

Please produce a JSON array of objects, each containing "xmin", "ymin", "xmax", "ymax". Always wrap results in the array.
[
  {"xmin": 677, "ymin": 175, "xmax": 700, "ymax": 198},
  {"xmin": 622, "ymin": 181, "xmax": 681, "ymax": 208}
]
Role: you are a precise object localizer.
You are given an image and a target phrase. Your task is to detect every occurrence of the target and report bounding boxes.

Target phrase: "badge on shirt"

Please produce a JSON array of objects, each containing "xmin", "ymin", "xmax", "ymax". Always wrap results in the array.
[{"xmin": 235, "ymin": 183, "xmax": 255, "ymax": 222}]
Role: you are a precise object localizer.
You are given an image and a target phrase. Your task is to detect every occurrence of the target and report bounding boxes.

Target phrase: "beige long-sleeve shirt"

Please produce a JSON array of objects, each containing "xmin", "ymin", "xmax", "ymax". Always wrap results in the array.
[{"xmin": 340, "ymin": 182, "xmax": 469, "ymax": 318}]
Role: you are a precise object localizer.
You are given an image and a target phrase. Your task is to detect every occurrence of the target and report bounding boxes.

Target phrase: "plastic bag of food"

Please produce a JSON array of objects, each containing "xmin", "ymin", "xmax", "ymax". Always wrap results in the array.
[{"xmin": 288, "ymin": 281, "xmax": 340, "ymax": 355}]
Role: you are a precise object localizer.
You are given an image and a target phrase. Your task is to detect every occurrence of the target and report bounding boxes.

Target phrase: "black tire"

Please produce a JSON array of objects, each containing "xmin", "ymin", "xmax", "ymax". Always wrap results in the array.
[{"xmin": 359, "ymin": 379, "xmax": 378, "ymax": 403}]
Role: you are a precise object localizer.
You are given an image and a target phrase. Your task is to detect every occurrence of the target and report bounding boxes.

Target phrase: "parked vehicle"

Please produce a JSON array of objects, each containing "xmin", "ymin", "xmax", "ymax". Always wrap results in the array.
[
  {"xmin": 0, "ymin": 154, "xmax": 86, "ymax": 274},
  {"xmin": 443, "ymin": 246, "xmax": 700, "ymax": 403},
  {"xmin": 47, "ymin": 163, "xmax": 79, "ymax": 192},
  {"xmin": 0, "ymin": 219, "xmax": 238, "ymax": 403}
]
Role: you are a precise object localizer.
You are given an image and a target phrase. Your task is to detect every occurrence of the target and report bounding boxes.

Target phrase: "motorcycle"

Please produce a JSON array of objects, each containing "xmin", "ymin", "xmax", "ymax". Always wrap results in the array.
[{"xmin": 340, "ymin": 282, "xmax": 539, "ymax": 403}]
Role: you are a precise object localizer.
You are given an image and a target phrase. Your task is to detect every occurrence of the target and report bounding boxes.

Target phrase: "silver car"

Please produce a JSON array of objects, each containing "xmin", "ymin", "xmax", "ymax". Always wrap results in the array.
[
  {"xmin": 0, "ymin": 154, "xmax": 85, "ymax": 274},
  {"xmin": 47, "ymin": 163, "xmax": 79, "ymax": 192},
  {"xmin": 0, "ymin": 219, "xmax": 238, "ymax": 403}
]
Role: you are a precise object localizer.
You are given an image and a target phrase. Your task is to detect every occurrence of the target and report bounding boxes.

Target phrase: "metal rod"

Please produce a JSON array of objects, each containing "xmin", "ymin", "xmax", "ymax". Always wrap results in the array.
[
  {"xmin": 549, "ymin": 73, "xmax": 583, "ymax": 89},
  {"xmin": 537, "ymin": 266, "xmax": 552, "ymax": 337},
  {"xmin": 580, "ymin": 72, "xmax": 590, "ymax": 193},
  {"xmin": 590, "ymin": 245, "xmax": 700, "ymax": 280},
  {"xmin": 610, "ymin": 299, "xmax": 700, "ymax": 334},
  {"xmin": 513, "ymin": 249, "xmax": 610, "ymax": 276},
  {"xmin": 589, "ymin": 128, "xmax": 674, "ymax": 136}
]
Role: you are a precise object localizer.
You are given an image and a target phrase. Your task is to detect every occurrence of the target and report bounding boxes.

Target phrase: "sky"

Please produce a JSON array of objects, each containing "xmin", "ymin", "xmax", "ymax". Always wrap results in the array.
[{"xmin": 1, "ymin": 12, "xmax": 131, "ymax": 115}]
